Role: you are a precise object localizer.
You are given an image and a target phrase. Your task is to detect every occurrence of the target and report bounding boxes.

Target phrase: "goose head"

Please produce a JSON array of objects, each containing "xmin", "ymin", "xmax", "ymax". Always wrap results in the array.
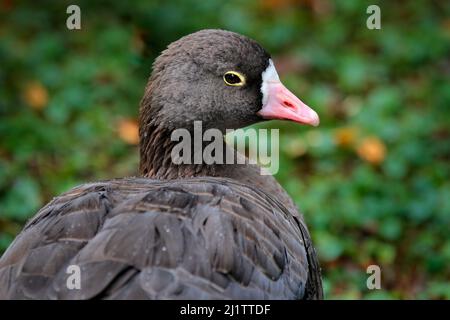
[
  {"xmin": 139, "ymin": 29, "xmax": 320, "ymax": 178},
  {"xmin": 140, "ymin": 29, "xmax": 319, "ymax": 135}
]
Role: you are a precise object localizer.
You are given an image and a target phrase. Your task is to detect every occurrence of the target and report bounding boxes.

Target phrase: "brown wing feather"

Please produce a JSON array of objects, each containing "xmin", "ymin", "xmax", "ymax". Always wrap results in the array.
[{"xmin": 0, "ymin": 177, "xmax": 321, "ymax": 299}]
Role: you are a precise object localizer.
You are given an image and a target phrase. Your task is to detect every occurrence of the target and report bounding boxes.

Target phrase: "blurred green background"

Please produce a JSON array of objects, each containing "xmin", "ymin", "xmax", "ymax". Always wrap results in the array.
[{"xmin": 0, "ymin": 0, "xmax": 449, "ymax": 299}]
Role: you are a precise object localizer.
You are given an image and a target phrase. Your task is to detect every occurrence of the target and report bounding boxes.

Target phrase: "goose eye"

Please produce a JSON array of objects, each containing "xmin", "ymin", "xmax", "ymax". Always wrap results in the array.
[{"xmin": 223, "ymin": 71, "xmax": 246, "ymax": 86}]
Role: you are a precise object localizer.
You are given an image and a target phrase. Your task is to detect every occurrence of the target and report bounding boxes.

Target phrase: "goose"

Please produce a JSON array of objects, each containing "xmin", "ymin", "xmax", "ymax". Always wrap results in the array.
[{"xmin": 0, "ymin": 29, "xmax": 322, "ymax": 299}]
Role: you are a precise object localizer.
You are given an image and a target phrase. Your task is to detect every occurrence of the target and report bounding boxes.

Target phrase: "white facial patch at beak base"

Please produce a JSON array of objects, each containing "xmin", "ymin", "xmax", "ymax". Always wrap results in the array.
[
  {"xmin": 261, "ymin": 60, "xmax": 280, "ymax": 105},
  {"xmin": 258, "ymin": 59, "xmax": 320, "ymax": 127}
]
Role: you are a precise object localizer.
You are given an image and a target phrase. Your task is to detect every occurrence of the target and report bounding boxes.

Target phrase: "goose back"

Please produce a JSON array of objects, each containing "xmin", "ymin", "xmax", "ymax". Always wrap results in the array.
[{"xmin": 0, "ymin": 177, "xmax": 322, "ymax": 299}]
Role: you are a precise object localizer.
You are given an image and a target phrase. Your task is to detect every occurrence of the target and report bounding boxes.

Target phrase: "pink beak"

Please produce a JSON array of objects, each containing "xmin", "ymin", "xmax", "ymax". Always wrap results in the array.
[{"xmin": 257, "ymin": 82, "xmax": 320, "ymax": 127}]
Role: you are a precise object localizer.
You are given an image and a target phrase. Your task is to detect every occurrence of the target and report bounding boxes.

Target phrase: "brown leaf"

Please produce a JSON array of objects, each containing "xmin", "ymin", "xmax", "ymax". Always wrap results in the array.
[
  {"xmin": 334, "ymin": 126, "xmax": 358, "ymax": 147},
  {"xmin": 24, "ymin": 81, "xmax": 48, "ymax": 110},
  {"xmin": 356, "ymin": 136, "xmax": 386, "ymax": 165},
  {"xmin": 118, "ymin": 119, "xmax": 139, "ymax": 145}
]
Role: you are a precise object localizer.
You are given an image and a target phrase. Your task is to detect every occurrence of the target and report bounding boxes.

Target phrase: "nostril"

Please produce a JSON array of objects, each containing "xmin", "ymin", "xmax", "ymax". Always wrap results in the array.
[{"xmin": 283, "ymin": 100, "xmax": 295, "ymax": 109}]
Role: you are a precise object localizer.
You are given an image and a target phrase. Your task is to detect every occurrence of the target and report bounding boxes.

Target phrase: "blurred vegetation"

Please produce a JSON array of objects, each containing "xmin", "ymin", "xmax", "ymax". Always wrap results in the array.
[{"xmin": 0, "ymin": 0, "xmax": 449, "ymax": 299}]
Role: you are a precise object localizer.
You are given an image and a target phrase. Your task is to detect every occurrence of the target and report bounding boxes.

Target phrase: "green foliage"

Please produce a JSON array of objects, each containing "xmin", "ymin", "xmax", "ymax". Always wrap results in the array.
[{"xmin": 0, "ymin": 0, "xmax": 449, "ymax": 299}]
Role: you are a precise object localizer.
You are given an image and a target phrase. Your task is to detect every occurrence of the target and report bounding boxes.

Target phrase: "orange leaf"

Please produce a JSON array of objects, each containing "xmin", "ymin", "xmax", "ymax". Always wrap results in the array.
[
  {"xmin": 24, "ymin": 81, "xmax": 48, "ymax": 110},
  {"xmin": 356, "ymin": 136, "xmax": 386, "ymax": 165},
  {"xmin": 334, "ymin": 126, "xmax": 358, "ymax": 147},
  {"xmin": 118, "ymin": 119, "xmax": 139, "ymax": 145}
]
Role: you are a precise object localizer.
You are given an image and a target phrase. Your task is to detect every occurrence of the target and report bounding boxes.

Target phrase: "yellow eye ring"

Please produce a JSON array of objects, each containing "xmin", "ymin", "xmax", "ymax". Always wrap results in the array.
[{"xmin": 223, "ymin": 71, "xmax": 246, "ymax": 86}]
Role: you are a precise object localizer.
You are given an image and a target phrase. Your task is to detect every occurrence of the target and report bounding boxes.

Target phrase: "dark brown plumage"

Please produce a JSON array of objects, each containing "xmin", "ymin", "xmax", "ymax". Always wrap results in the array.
[{"xmin": 0, "ymin": 29, "xmax": 323, "ymax": 299}]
